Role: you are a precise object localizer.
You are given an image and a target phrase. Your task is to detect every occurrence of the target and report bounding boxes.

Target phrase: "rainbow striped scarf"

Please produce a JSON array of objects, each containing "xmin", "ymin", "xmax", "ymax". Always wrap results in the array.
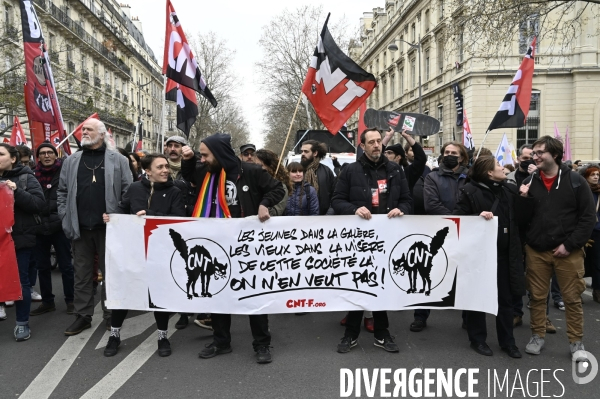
[{"xmin": 191, "ymin": 171, "xmax": 231, "ymax": 218}]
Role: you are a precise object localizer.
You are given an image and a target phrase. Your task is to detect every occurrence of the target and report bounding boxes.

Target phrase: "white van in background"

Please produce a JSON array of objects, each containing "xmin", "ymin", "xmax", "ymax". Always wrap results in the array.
[{"xmin": 283, "ymin": 152, "xmax": 356, "ymax": 176}]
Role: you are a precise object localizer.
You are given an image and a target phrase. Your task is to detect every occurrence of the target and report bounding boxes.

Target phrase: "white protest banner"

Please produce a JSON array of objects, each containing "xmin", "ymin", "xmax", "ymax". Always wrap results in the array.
[{"xmin": 105, "ymin": 214, "xmax": 498, "ymax": 315}]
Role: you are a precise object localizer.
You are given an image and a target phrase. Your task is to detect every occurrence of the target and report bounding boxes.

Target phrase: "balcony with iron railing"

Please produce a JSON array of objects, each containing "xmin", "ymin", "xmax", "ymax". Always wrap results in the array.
[
  {"xmin": 123, "ymin": 94, "xmax": 128, "ymax": 103},
  {"xmin": 58, "ymin": 93, "xmax": 134, "ymax": 132},
  {"xmin": 50, "ymin": 52, "xmax": 59, "ymax": 64},
  {"xmin": 3, "ymin": 25, "xmax": 19, "ymax": 38},
  {"xmin": 33, "ymin": 0, "xmax": 131, "ymax": 77},
  {"xmin": 105, "ymin": 84, "xmax": 112, "ymax": 94},
  {"xmin": 94, "ymin": 76, "xmax": 101, "ymax": 88},
  {"xmin": 81, "ymin": 70, "xmax": 90, "ymax": 82},
  {"xmin": 115, "ymin": 89, "xmax": 121, "ymax": 99},
  {"xmin": 67, "ymin": 59, "xmax": 76, "ymax": 72}
]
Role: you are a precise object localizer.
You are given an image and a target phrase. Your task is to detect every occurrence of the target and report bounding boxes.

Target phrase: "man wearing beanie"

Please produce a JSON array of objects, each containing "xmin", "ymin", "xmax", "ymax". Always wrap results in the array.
[
  {"xmin": 181, "ymin": 133, "xmax": 284, "ymax": 364},
  {"xmin": 31, "ymin": 141, "xmax": 75, "ymax": 317}
]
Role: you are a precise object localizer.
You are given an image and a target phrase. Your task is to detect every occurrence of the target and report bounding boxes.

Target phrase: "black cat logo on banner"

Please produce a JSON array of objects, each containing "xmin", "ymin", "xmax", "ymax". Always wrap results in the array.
[
  {"xmin": 169, "ymin": 229, "xmax": 230, "ymax": 299},
  {"xmin": 388, "ymin": 228, "xmax": 449, "ymax": 296}
]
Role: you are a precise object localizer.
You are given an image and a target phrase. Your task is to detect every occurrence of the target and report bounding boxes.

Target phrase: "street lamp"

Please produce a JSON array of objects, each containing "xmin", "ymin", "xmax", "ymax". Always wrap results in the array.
[{"xmin": 388, "ymin": 37, "xmax": 422, "ymax": 115}]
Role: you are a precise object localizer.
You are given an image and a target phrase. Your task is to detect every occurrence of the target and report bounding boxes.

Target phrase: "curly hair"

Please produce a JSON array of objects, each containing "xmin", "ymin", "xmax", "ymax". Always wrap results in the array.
[{"xmin": 255, "ymin": 149, "xmax": 292, "ymax": 193}]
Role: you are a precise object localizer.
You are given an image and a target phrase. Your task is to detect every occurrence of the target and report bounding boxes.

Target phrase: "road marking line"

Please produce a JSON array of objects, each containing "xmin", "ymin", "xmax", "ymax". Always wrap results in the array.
[
  {"xmin": 20, "ymin": 304, "xmax": 103, "ymax": 399},
  {"xmin": 95, "ymin": 312, "xmax": 156, "ymax": 349},
  {"xmin": 80, "ymin": 314, "xmax": 178, "ymax": 399}
]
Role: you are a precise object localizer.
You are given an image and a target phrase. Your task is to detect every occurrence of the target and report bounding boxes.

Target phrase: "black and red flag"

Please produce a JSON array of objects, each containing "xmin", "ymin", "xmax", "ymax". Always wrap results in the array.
[
  {"xmin": 165, "ymin": 78, "xmax": 198, "ymax": 137},
  {"xmin": 19, "ymin": 0, "xmax": 70, "ymax": 155},
  {"xmin": 302, "ymin": 14, "xmax": 376, "ymax": 134},
  {"xmin": 488, "ymin": 37, "xmax": 536, "ymax": 130},
  {"xmin": 163, "ymin": 0, "xmax": 217, "ymax": 108}
]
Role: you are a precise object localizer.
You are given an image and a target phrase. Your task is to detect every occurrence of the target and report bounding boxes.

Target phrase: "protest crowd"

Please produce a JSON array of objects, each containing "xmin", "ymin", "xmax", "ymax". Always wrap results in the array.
[{"xmin": 1, "ymin": 119, "xmax": 599, "ymax": 366}]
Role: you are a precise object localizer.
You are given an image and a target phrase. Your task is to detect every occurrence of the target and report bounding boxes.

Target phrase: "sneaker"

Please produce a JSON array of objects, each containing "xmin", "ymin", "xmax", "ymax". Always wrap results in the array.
[
  {"xmin": 0, "ymin": 305, "xmax": 6, "ymax": 321},
  {"xmin": 5, "ymin": 301, "xmax": 14, "ymax": 307},
  {"xmin": 175, "ymin": 314, "xmax": 189, "ymax": 330},
  {"xmin": 546, "ymin": 318, "xmax": 557, "ymax": 334},
  {"xmin": 158, "ymin": 338, "xmax": 172, "ymax": 357},
  {"xmin": 337, "ymin": 336, "xmax": 357, "ymax": 353},
  {"xmin": 14, "ymin": 324, "xmax": 31, "ymax": 341},
  {"xmin": 364, "ymin": 317, "xmax": 374, "ymax": 333},
  {"xmin": 104, "ymin": 336, "xmax": 121, "ymax": 357},
  {"xmin": 66, "ymin": 303, "xmax": 75, "ymax": 315},
  {"xmin": 30, "ymin": 302, "xmax": 56, "ymax": 316},
  {"xmin": 194, "ymin": 317, "xmax": 213, "ymax": 330},
  {"xmin": 374, "ymin": 336, "xmax": 399, "ymax": 353},
  {"xmin": 570, "ymin": 341, "xmax": 587, "ymax": 362},
  {"xmin": 525, "ymin": 334, "xmax": 545, "ymax": 355},
  {"xmin": 30, "ymin": 289, "xmax": 42, "ymax": 302},
  {"xmin": 256, "ymin": 346, "xmax": 272, "ymax": 364},
  {"xmin": 198, "ymin": 342, "xmax": 232, "ymax": 359},
  {"xmin": 513, "ymin": 315, "xmax": 523, "ymax": 327},
  {"xmin": 410, "ymin": 319, "xmax": 427, "ymax": 332},
  {"xmin": 554, "ymin": 301, "xmax": 565, "ymax": 311},
  {"xmin": 64, "ymin": 315, "xmax": 92, "ymax": 336}
]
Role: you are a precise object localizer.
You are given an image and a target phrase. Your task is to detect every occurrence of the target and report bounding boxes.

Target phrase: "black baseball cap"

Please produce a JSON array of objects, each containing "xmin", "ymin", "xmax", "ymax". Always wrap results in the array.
[{"xmin": 240, "ymin": 144, "xmax": 256, "ymax": 154}]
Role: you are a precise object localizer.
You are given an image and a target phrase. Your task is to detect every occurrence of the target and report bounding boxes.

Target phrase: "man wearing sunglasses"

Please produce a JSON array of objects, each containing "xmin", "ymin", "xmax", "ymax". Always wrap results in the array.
[
  {"xmin": 517, "ymin": 135, "xmax": 595, "ymax": 363},
  {"xmin": 30, "ymin": 141, "xmax": 75, "ymax": 317},
  {"xmin": 239, "ymin": 144, "xmax": 256, "ymax": 162}
]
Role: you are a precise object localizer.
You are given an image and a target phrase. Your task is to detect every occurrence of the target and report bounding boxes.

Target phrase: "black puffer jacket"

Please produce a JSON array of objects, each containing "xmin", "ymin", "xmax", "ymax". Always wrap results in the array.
[
  {"xmin": 332, "ymin": 154, "xmax": 413, "ymax": 215},
  {"xmin": 423, "ymin": 164, "xmax": 469, "ymax": 214},
  {"xmin": 0, "ymin": 165, "xmax": 46, "ymax": 250},
  {"xmin": 34, "ymin": 163, "xmax": 63, "ymax": 235},
  {"xmin": 453, "ymin": 180, "xmax": 526, "ymax": 296},
  {"xmin": 118, "ymin": 177, "xmax": 186, "ymax": 216}
]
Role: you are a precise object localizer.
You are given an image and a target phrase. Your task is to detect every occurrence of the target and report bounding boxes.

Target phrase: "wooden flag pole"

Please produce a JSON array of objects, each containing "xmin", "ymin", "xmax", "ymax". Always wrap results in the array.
[
  {"xmin": 275, "ymin": 92, "xmax": 303, "ymax": 175},
  {"xmin": 476, "ymin": 129, "xmax": 491, "ymax": 159}
]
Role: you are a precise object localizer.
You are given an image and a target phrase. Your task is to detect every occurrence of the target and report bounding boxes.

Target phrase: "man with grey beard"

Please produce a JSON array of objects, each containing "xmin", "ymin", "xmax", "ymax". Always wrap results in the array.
[{"xmin": 58, "ymin": 118, "xmax": 132, "ymax": 336}]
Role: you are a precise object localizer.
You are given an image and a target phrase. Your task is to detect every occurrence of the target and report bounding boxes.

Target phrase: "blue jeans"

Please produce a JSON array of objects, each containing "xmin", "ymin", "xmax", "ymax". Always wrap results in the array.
[
  {"xmin": 15, "ymin": 249, "xmax": 33, "ymax": 323},
  {"xmin": 34, "ymin": 232, "xmax": 74, "ymax": 305}
]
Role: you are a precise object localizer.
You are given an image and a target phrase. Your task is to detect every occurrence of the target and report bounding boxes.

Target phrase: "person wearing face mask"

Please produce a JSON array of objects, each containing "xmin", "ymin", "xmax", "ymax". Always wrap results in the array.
[
  {"xmin": 507, "ymin": 144, "xmax": 535, "ymax": 187},
  {"xmin": 102, "ymin": 154, "xmax": 185, "ymax": 358},
  {"xmin": 453, "ymin": 156, "xmax": 525, "ymax": 358},
  {"xmin": 410, "ymin": 141, "xmax": 469, "ymax": 333}
]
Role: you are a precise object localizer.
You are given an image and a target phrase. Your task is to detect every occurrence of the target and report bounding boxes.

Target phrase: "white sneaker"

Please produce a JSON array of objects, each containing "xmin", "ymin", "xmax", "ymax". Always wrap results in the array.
[
  {"xmin": 525, "ymin": 334, "xmax": 545, "ymax": 355},
  {"xmin": 5, "ymin": 301, "xmax": 14, "ymax": 307},
  {"xmin": 570, "ymin": 341, "xmax": 587, "ymax": 362},
  {"xmin": 0, "ymin": 305, "xmax": 6, "ymax": 320},
  {"xmin": 30, "ymin": 289, "xmax": 42, "ymax": 302}
]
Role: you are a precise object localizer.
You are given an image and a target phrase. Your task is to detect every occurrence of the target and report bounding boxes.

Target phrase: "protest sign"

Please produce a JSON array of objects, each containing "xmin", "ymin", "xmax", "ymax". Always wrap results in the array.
[{"xmin": 105, "ymin": 214, "xmax": 498, "ymax": 315}]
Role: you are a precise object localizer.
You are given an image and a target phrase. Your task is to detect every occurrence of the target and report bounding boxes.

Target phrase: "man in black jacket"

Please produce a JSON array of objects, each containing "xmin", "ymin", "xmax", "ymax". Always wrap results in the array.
[
  {"xmin": 181, "ymin": 133, "xmax": 284, "ymax": 364},
  {"xmin": 517, "ymin": 136, "xmax": 595, "ymax": 362},
  {"xmin": 300, "ymin": 140, "xmax": 335, "ymax": 215},
  {"xmin": 30, "ymin": 142, "xmax": 75, "ymax": 317},
  {"xmin": 332, "ymin": 128, "xmax": 412, "ymax": 354}
]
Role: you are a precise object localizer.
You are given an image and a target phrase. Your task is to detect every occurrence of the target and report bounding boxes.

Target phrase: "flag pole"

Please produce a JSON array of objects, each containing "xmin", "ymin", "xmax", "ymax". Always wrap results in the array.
[
  {"xmin": 476, "ymin": 129, "xmax": 491, "ymax": 159},
  {"xmin": 275, "ymin": 92, "xmax": 303, "ymax": 174},
  {"xmin": 56, "ymin": 127, "xmax": 78, "ymax": 149}
]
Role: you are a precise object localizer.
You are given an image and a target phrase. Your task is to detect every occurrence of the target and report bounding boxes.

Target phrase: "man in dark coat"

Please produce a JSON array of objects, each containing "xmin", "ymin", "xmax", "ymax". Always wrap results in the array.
[
  {"xmin": 30, "ymin": 142, "xmax": 75, "ymax": 317},
  {"xmin": 332, "ymin": 128, "xmax": 412, "ymax": 354},
  {"xmin": 516, "ymin": 136, "xmax": 595, "ymax": 362},
  {"xmin": 181, "ymin": 133, "xmax": 284, "ymax": 364},
  {"xmin": 300, "ymin": 140, "xmax": 335, "ymax": 215}
]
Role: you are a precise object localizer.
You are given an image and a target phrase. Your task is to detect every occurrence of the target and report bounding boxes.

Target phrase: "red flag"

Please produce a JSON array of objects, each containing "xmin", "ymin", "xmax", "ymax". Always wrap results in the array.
[
  {"xmin": 165, "ymin": 78, "xmax": 198, "ymax": 136},
  {"xmin": 358, "ymin": 101, "xmax": 367, "ymax": 135},
  {"xmin": 0, "ymin": 184, "xmax": 21, "ymax": 302},
  {"xmin": 301, "ymin": 14, "xmax": 376, "ymax": 134},
  {"xmin": 2, "ymin": 137, "xmax": 9, "ymax": 143},
  {"xmin": 50, "ymin": 130, "xmax": 61, "ymax": 147},
  {"xmin": 163, "ymin": 0, "xmax": 217, "ymax": 107},
  {"xmin": 463, "ymin": 109, "xmax": 474, "ymax": 150},
  {"xmin": 9, "ymin": 116, "xmax": 28, "ymax": 147},
  {"xmin": 72, "ymin": 113, "xmax": 100, "ymax": 144},
  {"xmin": 488, "ymin": 37, "xmax": 536, "ymax": 130},
  {"xmin": 19, "ymin": 1, "xmax": 69, "ymax": 155},
  {"xmin": 136, "ymin": 140, "xmax": 143, "ymax": 152}
]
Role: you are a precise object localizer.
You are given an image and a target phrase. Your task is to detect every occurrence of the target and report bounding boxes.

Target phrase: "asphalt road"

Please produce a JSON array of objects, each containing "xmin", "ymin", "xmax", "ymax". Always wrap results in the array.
[{"xmin": 1, "ymin": 272, "xmax": 599, "ymax": 399}]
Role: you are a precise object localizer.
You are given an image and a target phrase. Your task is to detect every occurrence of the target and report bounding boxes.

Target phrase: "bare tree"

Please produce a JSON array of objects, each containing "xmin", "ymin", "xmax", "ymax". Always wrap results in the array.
[
  {"xmin": 256, "ymin": 6, "xmax": 357, "ymax": 155},
  {"xmin": 184, "ymin": 31, "xmax": 250, "ymax": 150},
  {"xmin": 443, "ymin": 0, "xmax": 600, "ymax": 66}
]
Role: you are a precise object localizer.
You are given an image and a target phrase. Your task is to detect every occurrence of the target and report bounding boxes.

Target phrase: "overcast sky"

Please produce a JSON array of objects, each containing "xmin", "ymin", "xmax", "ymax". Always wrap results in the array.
[{"xmin": 126, "ymin": 0, "xmax": 375, "ymax": 146}]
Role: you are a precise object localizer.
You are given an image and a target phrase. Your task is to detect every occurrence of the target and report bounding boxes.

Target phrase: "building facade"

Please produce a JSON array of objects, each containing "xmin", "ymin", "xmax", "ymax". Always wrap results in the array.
[
  {"xmin": 353, "ymin": 1, "xmax": 600, "ymax": 160},
  {"xmin": 0, "ymin": 0, "xmax": 164, "ymax": 151}
]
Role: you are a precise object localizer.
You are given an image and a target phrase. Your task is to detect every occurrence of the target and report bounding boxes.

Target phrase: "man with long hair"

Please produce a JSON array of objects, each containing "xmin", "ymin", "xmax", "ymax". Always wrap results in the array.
[{"xmin": 300, "ymin": 140, "xmax": 335, "ymax": 215}]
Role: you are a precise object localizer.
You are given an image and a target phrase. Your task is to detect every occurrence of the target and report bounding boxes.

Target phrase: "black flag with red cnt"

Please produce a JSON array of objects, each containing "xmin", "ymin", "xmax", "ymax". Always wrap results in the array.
[
  {"xmin": 301, "ymin": 14, "xmax": 376, "ymax": 135},
  {"xmin": 488, "ymin": 37, "xmax": 536, "ymax": 131},
  {"xmin": 165, "ymin": 78, "xmax": 198, "ymax": 137},
  {"xmin": 163, "ymin": 0, "xmax": 217, "ymax": 108}
]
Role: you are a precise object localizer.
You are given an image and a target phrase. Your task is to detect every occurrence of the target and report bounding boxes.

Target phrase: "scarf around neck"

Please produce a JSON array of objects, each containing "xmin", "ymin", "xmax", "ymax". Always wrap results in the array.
[
  {"xmin": 34, "ymin": 158, "xmax": 62, "ymax": 188},
  {"xmin": 303, "ymin": 157, "xmax": 321, "ymax": 194},
  {"xmin": 192, "ymin": 170, "xmax": 231, "ymax": 218},
  {"xmin": 169, "ymin": 160, "xmax": 181, "ymax": 180}
]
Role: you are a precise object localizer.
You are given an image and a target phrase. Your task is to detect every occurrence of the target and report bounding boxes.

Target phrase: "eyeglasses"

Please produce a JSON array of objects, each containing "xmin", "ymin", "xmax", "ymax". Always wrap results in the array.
[
  {"xmin": 38, "ymin": 151, "xmax": 56, "ymax": 157},
  {"xmin": 242, "ymin": 152, "xmax": 254, "ymax": 157},
  {"xmin": 384, "ymin": 150, "xmax": 394, "ymax": 155},
  {"xmin": 532, "ymin": 150, "xmax": 548, "ymax": 158}
]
